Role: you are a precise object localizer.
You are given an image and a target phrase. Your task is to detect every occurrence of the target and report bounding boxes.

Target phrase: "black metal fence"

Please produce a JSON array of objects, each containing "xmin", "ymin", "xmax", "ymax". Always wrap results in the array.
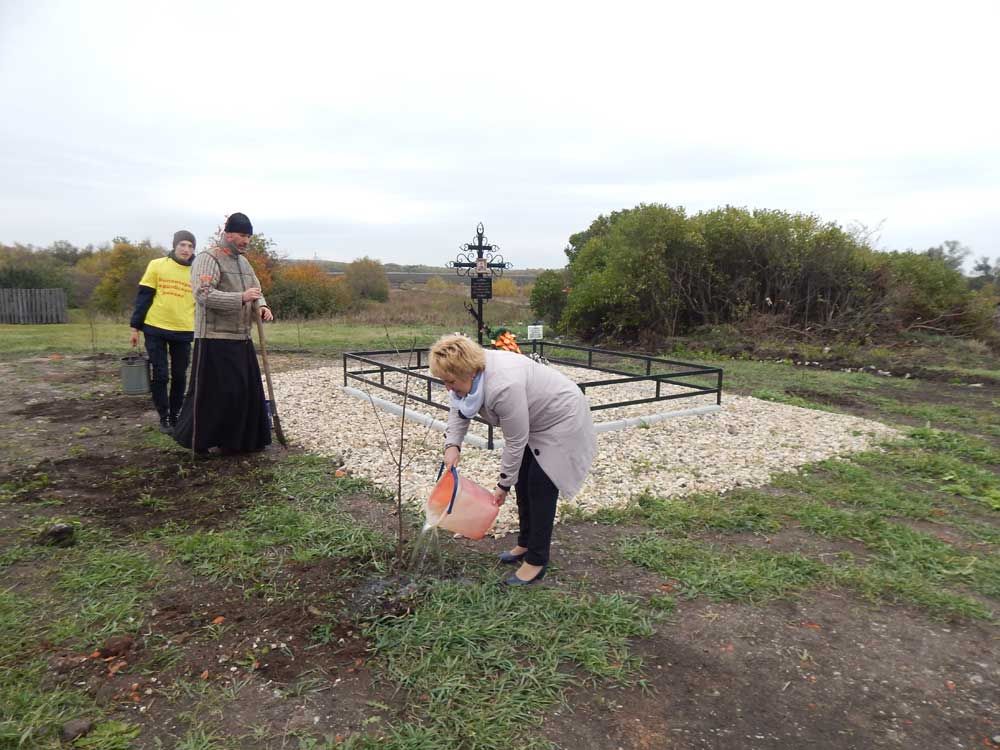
[
  {"xmin": 342, "ymin": 342, "xmax": 723, "ymax": 449},
  {"xmin": 0, "ymin": 288, "xmax": 68, "ymax": 324},
  {"xmin": 526, "ymin": 340, "xmax": 723, "ymax": 408}
]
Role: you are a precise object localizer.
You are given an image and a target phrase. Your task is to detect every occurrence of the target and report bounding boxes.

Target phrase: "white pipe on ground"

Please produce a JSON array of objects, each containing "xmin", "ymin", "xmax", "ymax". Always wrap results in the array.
[
  {"xmin": 592, "ymin": 403, "xmax": 722, "ymax": 433},
  {"xmin": 341, "ymin": 386, "xmax": 493, "ymax": 449},
  {"xmin": 343, "ymin": 386, "xmax": 722, "ymax": 449}
]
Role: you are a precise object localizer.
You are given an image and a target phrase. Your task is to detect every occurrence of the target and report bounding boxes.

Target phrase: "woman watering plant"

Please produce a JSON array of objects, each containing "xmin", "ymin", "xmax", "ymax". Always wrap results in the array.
[{"xmin": 429, "ymin": 333, "xmax": 596, "ymax": 586}]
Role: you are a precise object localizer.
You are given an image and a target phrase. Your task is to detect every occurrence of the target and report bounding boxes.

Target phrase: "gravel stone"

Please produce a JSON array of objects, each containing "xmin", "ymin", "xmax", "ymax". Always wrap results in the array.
[{"xmin": 272, "ymin": 363, "xmax": 899, "ymax": 535}]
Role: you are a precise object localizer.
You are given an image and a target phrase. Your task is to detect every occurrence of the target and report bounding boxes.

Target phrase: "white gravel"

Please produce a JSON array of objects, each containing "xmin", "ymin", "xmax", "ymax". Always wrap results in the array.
[{"xmin": 271, "ymin": 362, "xmax": 899, "ymax": 535}]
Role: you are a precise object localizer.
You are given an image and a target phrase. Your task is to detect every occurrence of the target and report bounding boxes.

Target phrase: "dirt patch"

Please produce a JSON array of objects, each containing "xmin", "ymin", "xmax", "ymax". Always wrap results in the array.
[
  {"xmin": 545, "ymin": 592, "xmax": 999, "ymax": 750},
  {"xmin": 12, "ymin": 392, "xmax": 148, "ymax": 423},
  {"xmin": 1, "ymin": 449, "xmax": 268, "ymax": 532},
  {"xmin": 39, "ymin": 558, "xmax": 400, "ymax": 746},
  {"xmin": 786, "ymin": 387, "xmax": 869, "ymax": 409}
]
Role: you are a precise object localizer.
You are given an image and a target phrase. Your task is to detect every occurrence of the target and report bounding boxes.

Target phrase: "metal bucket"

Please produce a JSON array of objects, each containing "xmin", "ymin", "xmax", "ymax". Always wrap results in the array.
[{"xmin": 120, "ymin": 353, "xmax": 150, "ymax": 395}]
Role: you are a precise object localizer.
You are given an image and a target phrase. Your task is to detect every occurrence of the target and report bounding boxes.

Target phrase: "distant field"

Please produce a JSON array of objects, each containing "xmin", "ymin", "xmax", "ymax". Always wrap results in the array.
[{"xmin": 0, "ymin": 288, "xmax": 537, "ymax": 356}]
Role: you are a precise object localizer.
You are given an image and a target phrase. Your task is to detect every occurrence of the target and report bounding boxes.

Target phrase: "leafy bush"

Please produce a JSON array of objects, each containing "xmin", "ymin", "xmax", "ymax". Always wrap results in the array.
[
  {"xmin": 0, "ymin": 244, "xmax": 73, "ymax": 293},
  {"xmin": 244, "ymin": 234, "xmax": 281, "ymax": 294},
  {"xmin": 492, "ymin": 277, "xmax": 519, "ymax": 297},
  {"xmin": 424, "ymin": 276, "xmax": 451, "ymax": 292},
  {"xmin": 559, "ymin": 204, "xmax": 986, "ymax": 344},
  {"xmin": 89, "ymin": 238, "xmax": 163, "ymax": 315},
  {"xmin": 268, "ymin": 262, "xmax": 355, "ymax": 318},
  {"xmin": 529, "ymin": 269, "xmax": 569, "ymax": 327},
  {"xmin": 877, "ymin": 251, "xmax": 980, "ymax": 331},
  {"xmin": 345, "ymin": 256, "xmax": 389, "ymax": 302}
]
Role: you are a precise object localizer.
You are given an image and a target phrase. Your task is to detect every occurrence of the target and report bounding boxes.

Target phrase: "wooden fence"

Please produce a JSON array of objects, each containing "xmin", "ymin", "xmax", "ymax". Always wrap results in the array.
[{"xmin": 0, "ymin": 288, "xmax": 68, "ymax": 324}]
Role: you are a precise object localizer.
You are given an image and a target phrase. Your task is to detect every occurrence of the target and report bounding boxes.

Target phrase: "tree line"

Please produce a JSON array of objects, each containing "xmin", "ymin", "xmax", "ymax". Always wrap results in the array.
[
  {"xmin": 531, "ymin": 204, "xmax": 999, "ymax": 345},
  {"xmin": 0, "ymin": 233, "xmax": 391, "ymax": 318}
]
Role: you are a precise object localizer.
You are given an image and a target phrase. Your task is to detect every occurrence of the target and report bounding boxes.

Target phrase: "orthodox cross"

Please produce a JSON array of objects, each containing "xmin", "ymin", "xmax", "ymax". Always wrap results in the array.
[{"xmin": 448, "ymin": 222, "xmax": 512, "ymax": 345}]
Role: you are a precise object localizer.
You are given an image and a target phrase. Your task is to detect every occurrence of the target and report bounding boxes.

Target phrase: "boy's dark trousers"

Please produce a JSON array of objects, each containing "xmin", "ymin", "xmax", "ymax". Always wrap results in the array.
[
  {"xmin": 144, "ymin": 330, "xmax": 192, "ymax": 423},
  {"xmin": 514, "ymin": 447, "xmax": 560, "ymax": 566}
]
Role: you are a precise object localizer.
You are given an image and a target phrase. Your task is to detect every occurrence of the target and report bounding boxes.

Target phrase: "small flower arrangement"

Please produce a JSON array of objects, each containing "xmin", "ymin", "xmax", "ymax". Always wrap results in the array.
[{"xmin": 489, "ymin": 327, "xmax": 522, "ymax": 354}]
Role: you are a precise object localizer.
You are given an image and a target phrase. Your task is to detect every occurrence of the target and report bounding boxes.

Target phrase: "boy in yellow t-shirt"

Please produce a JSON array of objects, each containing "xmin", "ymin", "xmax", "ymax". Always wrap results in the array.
[{"xmin": 129, "ymin": 231, "xmax": 196, "ymax": 432}]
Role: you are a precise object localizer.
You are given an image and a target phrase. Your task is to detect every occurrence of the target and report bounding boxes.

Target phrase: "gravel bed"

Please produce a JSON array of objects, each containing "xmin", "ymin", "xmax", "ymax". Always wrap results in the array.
[{"xmin": 271, "ymin": 363, "xmax": 899, "ymax": 535}]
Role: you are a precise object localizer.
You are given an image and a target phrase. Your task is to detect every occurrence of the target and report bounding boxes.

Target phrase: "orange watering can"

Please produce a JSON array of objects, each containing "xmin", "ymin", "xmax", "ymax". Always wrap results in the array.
[{"xmin": 425, "ymin": 464, "xmax": 499, "ymax": 540}]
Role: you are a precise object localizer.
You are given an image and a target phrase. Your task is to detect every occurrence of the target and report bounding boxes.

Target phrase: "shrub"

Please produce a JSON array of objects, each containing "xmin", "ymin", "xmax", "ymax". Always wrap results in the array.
[
  {"xmin": 425, "ymin": 276, "xmax": 450, "ymax": 292},
  {"xmin": 244, "ymin": 234, "xmax": 281, "ymax": 294},
  {"xmin": 89, "ymin": 238, "xmax": 163, "ymax": 315},
  {"xmin": 0, "ymin": 244, "xmax": 72, "ymax": 293},
  {"xmin": 345, "ymin": 256, "xmax": 389, "ymax": 302},
  {"xmin": 529, "ymin": 269, "xmax": 569, "ymax": 327},
  {"xmin": 269, "ymin": 262, "xmax": 354, "ymax": 318},
  {"xmin": 492, "ymin": 278, "xmax": 518, "ymax": 297},
  {"xmin": 559, "ymin": 204, "xmax": 986, "ymax": 344},
  {"xmin": 876, "ymin": 251, "xmax": 976, "ymax": 328}
]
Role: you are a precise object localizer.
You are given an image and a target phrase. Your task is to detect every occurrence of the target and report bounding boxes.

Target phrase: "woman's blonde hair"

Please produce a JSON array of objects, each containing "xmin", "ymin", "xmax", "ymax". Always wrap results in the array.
[{"xmin": 428, "ymin": 334, "xmax": 486, "ymax": 380}]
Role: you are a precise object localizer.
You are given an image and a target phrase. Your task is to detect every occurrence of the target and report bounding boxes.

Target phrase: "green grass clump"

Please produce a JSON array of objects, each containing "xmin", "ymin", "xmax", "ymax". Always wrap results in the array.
[
  {"xmin": 862, "ymin": 450, "xmax": 1000, "ymax": 512},
  {"xmin": 163, "ymin": 456, "xmax": 393, "ymax": 581},
  {"xmin": 619, "ymin": 535, "xmax": 827, "ymax": 603},
  {"xmin": 358, "ymin": 581, "xmax": 650, "ymax": 750},
  {"xmin": 48, "ymin": 547, "xmax": 160, "ymax": 644},
  {"xmin": 594, "ymin": 490, "xmax": 782, "ymax": 534},
  {"xmin": 774, "ymin": 457, "xmax": 940, "ymax": 519},
  {"xmin": 790, "ymin": 503, "xmax": 995, "ymax": 591},
  {"xmin": 906, "ymin": 427, "xmax": 1000, "ymax": 464},
  {"xmin": 609, "ymin": 424, "xmax": 999, "ymax": 621},
  {"xmin": 0, "ymin": 541, "xmax": 157, "ymax": 748},
  {"xmin": 834, "ymin": 565, "xmax": 993, "ymax": 621}
]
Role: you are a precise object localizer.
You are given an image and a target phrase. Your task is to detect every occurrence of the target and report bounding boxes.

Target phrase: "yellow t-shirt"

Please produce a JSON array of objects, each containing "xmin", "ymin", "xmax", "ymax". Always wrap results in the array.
[{"xmin": 138, "ymin": 257, "xmax": 195, "ymax": 332}]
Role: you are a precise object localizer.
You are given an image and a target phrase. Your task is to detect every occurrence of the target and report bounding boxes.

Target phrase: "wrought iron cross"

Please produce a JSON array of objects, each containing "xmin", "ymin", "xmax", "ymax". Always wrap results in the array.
[{"xmin": 448, "ymin": 222, "xmax": 512, "ymax": 345}]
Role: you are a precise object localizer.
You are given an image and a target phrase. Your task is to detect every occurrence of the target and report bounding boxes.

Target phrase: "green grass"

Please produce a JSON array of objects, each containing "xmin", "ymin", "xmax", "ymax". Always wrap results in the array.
[
  {"xmin": 665, "ymin": 349, "xmax": 1000, "ymax": 437},
  {"xmin": 0, "ymin": 538, "xmax": 157, "ymax": 748},
  {"xmin": 0, "ymin": 471, "xmax": 50, "ymax": 503},
  {"xmin": 70, "ymin": 722, "xmax": 141, "ymax": 749},
  {"xmin": 867, "ymin": 396, "xmax": 1000, "ymax": 437},
  {"xmin": 0, "ymin": 589, "xmax": 87, "ymax": 749},
  {"xmin": 681, "ymin": 353, "xmax": 918, "ymax": 398},
  {"xmin": 0, "ymin": 287, "xmax": 533, "ymax": 357},
  {"xmin": 350, "ymin": 581, "xmax": 650, "ymax": 750},
  {"xmin": 161, "ymin": 458, "xmax": 394, "ymax": 582},
  {"xmin": 608, "ymin": 426, "xmax": 998, "ymax": 621},
  {"xmin": 0, "ymin": 319, "xmax": 446, "ymax": 356},
  {"xmin": 593, "ymin": 489, "xmax": 783, "ymax": 534},
  {"xmin": 620, "ymin": 536, "xmax": 828, "ymax": 603}
]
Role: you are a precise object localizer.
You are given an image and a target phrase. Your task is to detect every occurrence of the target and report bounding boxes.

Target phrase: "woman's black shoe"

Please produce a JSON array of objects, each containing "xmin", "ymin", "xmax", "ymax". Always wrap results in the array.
[
  {"xmin": 503, "ymin": 564, "xmax": 547, "ymax": 587},
  {"xmin": 498, "ymin": 549, "xmax": 527, "ymax": 565}
]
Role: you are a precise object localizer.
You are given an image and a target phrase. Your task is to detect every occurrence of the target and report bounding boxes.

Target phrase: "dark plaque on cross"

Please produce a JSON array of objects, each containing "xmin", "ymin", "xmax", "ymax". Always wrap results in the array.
[
  {"xmin": 448, "ymin": 222, "xmax": 512, "ymax": 345},
  {"xmin": 470, "ymin": 276, "xmax": 492, "ymax": 300}
]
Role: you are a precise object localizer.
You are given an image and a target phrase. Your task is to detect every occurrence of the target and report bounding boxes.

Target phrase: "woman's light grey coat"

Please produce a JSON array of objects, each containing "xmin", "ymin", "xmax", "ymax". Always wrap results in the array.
[{"xmin": 444, "ymin": 350, "xmax": 596, "ymax": 498}]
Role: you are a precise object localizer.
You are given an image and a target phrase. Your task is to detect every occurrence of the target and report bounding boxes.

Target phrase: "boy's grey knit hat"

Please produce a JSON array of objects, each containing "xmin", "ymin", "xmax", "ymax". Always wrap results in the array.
[{"xmin": 173, "ymin": 230, "xmax": 196, "ymax": 249}]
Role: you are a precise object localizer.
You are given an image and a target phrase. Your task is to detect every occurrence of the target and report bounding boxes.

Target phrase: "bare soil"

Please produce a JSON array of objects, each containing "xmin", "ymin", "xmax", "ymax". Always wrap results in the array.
[{"xmin": 1, "ymin": 352, "xmax": 997, "ymax": 749}]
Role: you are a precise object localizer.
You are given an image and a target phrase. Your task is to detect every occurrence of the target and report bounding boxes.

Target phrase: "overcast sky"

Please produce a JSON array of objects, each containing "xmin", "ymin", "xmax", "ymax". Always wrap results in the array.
[{"xmin": 1, "ymin": 0, "xmax": 998, "ymax": 268}]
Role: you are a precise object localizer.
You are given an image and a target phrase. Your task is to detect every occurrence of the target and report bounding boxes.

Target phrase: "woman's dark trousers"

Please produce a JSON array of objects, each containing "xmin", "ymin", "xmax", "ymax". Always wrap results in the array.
[
  {"xmin": 514, "ymin": 447, "xmax": 560, "ymax": 566},
  {"xmin": 144, "ymin": 332, "xmax": 191, "ymax": 423}
]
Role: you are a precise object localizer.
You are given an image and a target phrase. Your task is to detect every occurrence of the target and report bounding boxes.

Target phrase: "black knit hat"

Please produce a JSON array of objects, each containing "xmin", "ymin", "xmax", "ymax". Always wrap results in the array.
[
  {"xmin": 173, "ymin": 230, "xmax": 196, "ymax": 249},
  {"xmin": 224, "ymin": 212, "xmax": 253, "ymax": 235}
]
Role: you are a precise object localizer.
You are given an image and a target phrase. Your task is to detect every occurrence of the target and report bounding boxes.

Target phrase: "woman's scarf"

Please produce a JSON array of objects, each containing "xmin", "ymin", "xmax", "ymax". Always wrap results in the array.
[{"xmin": 450, "ymin": 371, "xmax": 485, "ymax": 419}]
